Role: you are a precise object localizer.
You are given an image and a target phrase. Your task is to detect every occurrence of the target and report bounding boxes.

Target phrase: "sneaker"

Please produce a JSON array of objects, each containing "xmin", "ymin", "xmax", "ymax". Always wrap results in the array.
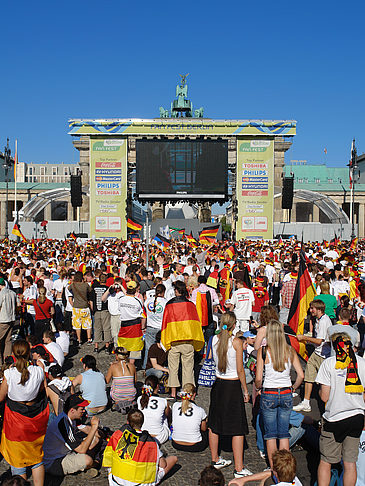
[
  {"xmin": 212, "ymin": 457, "xmax": 232, "ymax": 469},
  {"xmin": 293, "ymin": 401, "xmax": 311, "ymax": 412},
  {"xmin": 234, "ymin": 467, "xmax": 253, "ymax": 478}
]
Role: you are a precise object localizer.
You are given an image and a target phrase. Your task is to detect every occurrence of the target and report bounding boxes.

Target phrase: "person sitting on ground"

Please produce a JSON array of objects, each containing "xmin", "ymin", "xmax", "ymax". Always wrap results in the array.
[
  {"xmin": 137, "ymin": 375, "xmax": 171, "ymax": 444},
  {"xmin": 105, "ymin": 346, "xmax": 136, "ymax": 413},
  {"xmin": 43, "ymin": 330, "xmax": 65, "ymax": 367},
  {"xmin": 72, "ymin": 355, "xmax": 108, "ymax": 416},
  {"xmin": 171, "ymin": 383, "xmax": 208, "ymax": 452},
  {"xmin": 43, "ymin": 394, "xmax": 101, "ymax": 478},
  {"xmin": 46, "ymin": 364, "xmax": 74, "ymax": 415},
  {"xmin": 102, "ymin": 408, "xmax": 178, "ymax": 486},
  {"xmin": 227, "ymin": 449, "xmax": 303, "ymax": 486},
  {"xmin": 145, "ymin": 331, "xmax": 169, "ymax": 379}
]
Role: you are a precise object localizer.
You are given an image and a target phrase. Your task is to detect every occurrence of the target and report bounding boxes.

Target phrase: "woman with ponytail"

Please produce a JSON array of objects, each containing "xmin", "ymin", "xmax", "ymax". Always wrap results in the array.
[
  {"xmin": 137, "ymin": 375, "xmax": 170, "ymax": 444},
  {"xmin": 24, "ymin": 286, "xmax": 54, "ymax": 342},
  {"xmin": 208, "ymin": 311, "xmax": 252, "ymax": 478},
  {"xmin": 171, "ymin": 383, "xmax": 208, "ymax": 452},
  {"xmin": 0, "ymin": 340, "xmax": 49, "ymax": 486},
  {"xmin": 143, "ymin": 284, "xmax": 167, "ymax": 370},
  {"xmin": 105, "ymin": 347, "xmax": 136, "ymax": 412}
]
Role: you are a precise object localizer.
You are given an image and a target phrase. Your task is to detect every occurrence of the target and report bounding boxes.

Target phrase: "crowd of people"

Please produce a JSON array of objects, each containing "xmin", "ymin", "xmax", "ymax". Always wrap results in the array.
[{"xmin": 0, "ymin": 236, "xmax": 364, "ymax": 486}]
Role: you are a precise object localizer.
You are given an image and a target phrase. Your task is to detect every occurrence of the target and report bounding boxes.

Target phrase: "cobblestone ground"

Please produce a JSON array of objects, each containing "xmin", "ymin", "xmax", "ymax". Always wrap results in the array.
[{"xmin": 0, "ymin": 343, "xmax": 319, "ymax": 486}]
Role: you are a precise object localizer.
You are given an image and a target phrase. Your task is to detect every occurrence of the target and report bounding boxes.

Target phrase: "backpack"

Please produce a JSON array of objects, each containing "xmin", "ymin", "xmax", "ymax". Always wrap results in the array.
[{"xmin": 48, "ymin": 384, "xmax": 72, "ymax": 415}]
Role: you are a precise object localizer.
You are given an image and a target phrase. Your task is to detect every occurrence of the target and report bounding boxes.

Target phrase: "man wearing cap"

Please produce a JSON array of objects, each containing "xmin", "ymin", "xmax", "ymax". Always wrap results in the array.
[
  {"xmin": 316, "ymin": 325, "xmax": 365, "ymax": 486},
  {"xmin": 0, "ymin": 277, "xmax": 17, "ymax": 365},
  {"xmin": 43, "ymin": 394, "xmax": 101, "ymax": 478}
]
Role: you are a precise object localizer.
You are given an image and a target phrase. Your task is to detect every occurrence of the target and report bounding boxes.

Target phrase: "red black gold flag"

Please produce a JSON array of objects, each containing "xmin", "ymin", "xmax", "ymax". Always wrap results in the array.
[
  {"xmin": 103, "ymin": 424, "xmax": 159, "ymax": 485},
  {"xmin": 161, "ymin": 297, "xmax": 204, "ymax": 351},
  {"xmin": 199, "ymin": 225, "xmax": 219, "ymax": 239},
  {"xmin": 12, "ymin": 223, "xmax": 26, "ymax": 242},
  {"xmin": 287, "ymin": 250, "xmax": 316, "ymax": 359},
  {"xmin": 196, "ymin": 290, "xmax": 213, "ymax": 328},
  {"xmin": 118, "ymin": 318, "xmax": 144, "ymax": 351},
  {"xmin": 350, "ymin": 237, "xmax": 358, "ymax": 250},
  {"xmin": 186, "ymin": 232, "xmax": 198, "ymax": 247},
  {"xmin": 70, "ymin": 232, "xmax": 77, "ymax": 240},
  {"xmin": 226, "ymin": 245, "xmax": 236, "ymax": 260},
  {"xmin": 218, "ymin": 265, "xmax": 231, "ymax": 305},
  {"xmin": 127, "ymin": 218, "xmax": 143, "ymax": 231},
  {"xmin": 284, "ymin": 325, "xmax": 308, "ymax": 361},
  {"xmin": 0, "ymin": 396, "xmax": 49, "ymax": 468}
]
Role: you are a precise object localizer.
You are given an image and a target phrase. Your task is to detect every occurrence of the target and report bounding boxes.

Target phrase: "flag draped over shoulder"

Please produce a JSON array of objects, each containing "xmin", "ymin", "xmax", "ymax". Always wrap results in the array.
[
  {"xmin": 196, "ymin": 290, "xmax": 213, "ymax": 328},
  {"xmin": 0, "ymin": 396, "xmax": 49, "ymax": 468},
  {"xmin": 103, "ymin": 425, "xmax": 159, "ymax": 486},
  {"xmin": 127, "ymin": 218, "xmax": 142, "ymax": 231},
  {"xmin": 118, "ymin": 318, "xmax": 144, "ymax": 351},
  {"xmin": 287, "ymin": 250, "xmax": 316, "ymax": 359},
  {"xmin": 12, "ymin": 223, "xmax": 26, "ymax": 242},
  {"xmin": 161, "ymin": 297, "xmax": 204, "ymax": 351}
]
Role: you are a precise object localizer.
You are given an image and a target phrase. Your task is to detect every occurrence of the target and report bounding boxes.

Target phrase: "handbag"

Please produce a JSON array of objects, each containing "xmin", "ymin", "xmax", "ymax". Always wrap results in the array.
[{"xmin": 198, "ymin": 337, "xmax": 216, "ymax": 387}]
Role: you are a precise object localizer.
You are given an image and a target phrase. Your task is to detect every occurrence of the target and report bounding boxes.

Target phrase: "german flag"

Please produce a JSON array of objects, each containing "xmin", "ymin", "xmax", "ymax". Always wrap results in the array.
[
  {"xmin": 69, "ymin": 232, "xmax": 77, "ymax": 240},
  {"xmin": 127, "ymin": 218, "xmax": 142, "ymax": 231},
  {"xmin": 284, "ymin": 325, "xmax": 308, "ymax": 361},
  {"xmin": 161, "ymin": 297, "xmax": 204, "ymax": 351},
  {"xmin": 103, "ymin": 424, "xmax": 159, "ymax": 485},
  {"xmin": 12, "ymin": 222, "xmax": 26, "ymax": 242},
  {"xmin": 350, "ymin": 237, "xmax": 358, "ymax": 250},
  {"xmin": 199, "ymin": 224, "xmax": 219, "ymax": 239},
  {"xmin": 207, "ymin": 270, "xmax": 219, "ymax": 289},
  {"xmin": 186, "ymin": 232, "xmax": 198, "ymax": 247},
  {"xmin": 130, "ymin": 233, "xmax": 141, "ymax": 243},
  {"xmin": 287, "ymin": 250, "xmax": 316, "ymax": 360},
  {"xmin": 218, "ymin": 265, "xmax": 231, "ymax": 305},
  {"xmin": 226, "ymin": 245, "xmax": 236, "ymax": 260},
  {"xmin": 117, "ymin": 318, "xmax": 144, "ymax": 351},
  {"xmin": 196, "ymin": 290, "xmax": 213, "ymax": 328},
  {"xmin": 0, "ymin": 395, "xmax": 49, "ymax": 468}
]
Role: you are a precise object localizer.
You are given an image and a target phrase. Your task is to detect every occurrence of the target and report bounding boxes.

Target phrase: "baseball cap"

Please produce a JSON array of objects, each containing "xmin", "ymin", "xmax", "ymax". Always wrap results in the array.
[
  {"xmin": 126, "ymin": 280, "xmax": 137, "ymax": 289},
  {"xmin": 67, "ymin": 394, "xmax": 90, "ymax": 409},
  {"xmin": 243, "ymin": 331, "xmax": 256, "ymax": 338}
]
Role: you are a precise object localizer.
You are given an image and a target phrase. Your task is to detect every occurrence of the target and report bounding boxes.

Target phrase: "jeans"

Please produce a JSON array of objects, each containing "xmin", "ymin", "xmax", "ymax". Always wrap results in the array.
[
  {"xmin": 142, "ymin": 327, "xmax": 160, "ymax": 369},
  {"xmin": 261, "ymin": 389, "xmax": 293, "ymax": 440}
]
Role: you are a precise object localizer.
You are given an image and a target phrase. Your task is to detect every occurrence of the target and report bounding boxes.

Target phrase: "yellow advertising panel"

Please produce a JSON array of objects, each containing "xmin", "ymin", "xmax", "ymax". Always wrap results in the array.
[
  {"xmin": 89, "ymin": 138, "xmax": 127, "ymax": 239},
  {"xmin": 236, "ymin": 139, "xmax": 274, "ymax": 240}
]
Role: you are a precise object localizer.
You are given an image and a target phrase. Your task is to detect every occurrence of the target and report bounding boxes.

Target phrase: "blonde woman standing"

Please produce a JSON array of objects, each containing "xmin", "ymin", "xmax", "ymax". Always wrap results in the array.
[
  {"xmin": 255, "ymin": 320, "xmax": 304, "ymax": 469},
  {"xmin": 208, "ymin": 312, "xmax": 251, "ymax": 479}
]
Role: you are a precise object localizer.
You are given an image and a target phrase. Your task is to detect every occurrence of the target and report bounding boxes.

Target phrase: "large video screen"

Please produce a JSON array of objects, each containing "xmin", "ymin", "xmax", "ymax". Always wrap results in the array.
[{"xmin": 136, "ymin": 139, "xmax": 228, "ymax": 199}]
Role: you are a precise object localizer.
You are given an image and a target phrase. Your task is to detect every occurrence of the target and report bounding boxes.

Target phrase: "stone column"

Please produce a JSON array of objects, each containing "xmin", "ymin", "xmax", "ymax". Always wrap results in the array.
[
  {"xmin": 72, "ymin": 136, "xmax": 90, "ymax": 222},
  {"xmin": 0, "ymin": 201, "xmax": 6, "ymax": 239},
  {"xmin": 198, "ymin": 203, "xmax": 211, "ymax": 223},
  {"xmin": 44, "ymin": 202, "xmax": 52, "ymax": 221},
  {"xmin": 152, "ymin": 202, "xmax": 164, "ymax": 221},
  {"xmin": 313, "ymin": 204, "xmax": 320, "ymax": 223},
  {"xmin": 67, "ymin": 202, "xmax": 74, "ymax": 222}
]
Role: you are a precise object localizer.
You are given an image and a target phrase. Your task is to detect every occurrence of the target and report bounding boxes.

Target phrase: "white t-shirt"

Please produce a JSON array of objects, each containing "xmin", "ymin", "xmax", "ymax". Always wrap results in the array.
[
  {"xmin": 24, "ymin": 284, "xmax": 37, "ymax": 315},
  {"xmin": 273, "ymin": 478, "xmax": 303, "ymax": 486},
  {"xmin": 137, "ymin": 395, "xmax": 168, "ymax": 437},
  {"xmin": 106, "ymin": 291, "xmax": 124, "ymax": 316},
  {"xmin": 5, "ymin": 366, "xmax": 44, "ymax": 402},
  {"xmin": 56, "ymin": 331, "xmax": 69, "ymax": 355},
  {"xmin": 64, "ymin": 285, "xmax": 73, "ymax": 312},
  {"xmin": 230, "ymin": 287, "xmax": 255, "ymax": 320},
  {"xmin": 145, "ymin": 297, "xmax": 167, "ymax": 330},
  {"xmin": 265, "ymin": 265, "xmax": 276, "ymax": 284},
  {"xmin": 171, "ymin": 401, "xmax": 207, "ymax": 443},
  {"xmin": 314, "ymin": 314, "xmax": 332, "ymax": 358},
  {"xmin": 316, "ymin": 355, "xmax": 365, "ymax": 422},
  {"xmin": 52, "ymin": 278, "xmax": 67, "ymax": 296},
  {"xmin": 45, "ymin": 341, "xmax": 65, "ymax": 367},
  {"xmin": 118, "ymin": 294, "xmax": 144, "ymax": 321}
]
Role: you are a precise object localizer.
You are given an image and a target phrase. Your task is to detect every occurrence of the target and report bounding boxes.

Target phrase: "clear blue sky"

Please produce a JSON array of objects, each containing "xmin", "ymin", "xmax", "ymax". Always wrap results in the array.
[{"xmin": 1, "ymin": 0, "xmax": 364, "ymax": 167}]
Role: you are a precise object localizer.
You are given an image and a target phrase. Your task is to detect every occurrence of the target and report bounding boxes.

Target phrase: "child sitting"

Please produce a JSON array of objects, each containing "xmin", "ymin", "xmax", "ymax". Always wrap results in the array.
[{"xmin": 137, "ymin": 375, "xmax": 171, "ymax": 444}]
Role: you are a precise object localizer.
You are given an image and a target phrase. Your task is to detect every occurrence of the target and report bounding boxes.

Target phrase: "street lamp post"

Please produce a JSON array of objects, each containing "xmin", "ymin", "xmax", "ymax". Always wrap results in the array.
[
  {"xmin": 3, "ymin": 139, "xmax": 11, "ymax": 239},
  {"xmin": 349, "ymin": 139, "xmax": 358, "ymax": 240}
]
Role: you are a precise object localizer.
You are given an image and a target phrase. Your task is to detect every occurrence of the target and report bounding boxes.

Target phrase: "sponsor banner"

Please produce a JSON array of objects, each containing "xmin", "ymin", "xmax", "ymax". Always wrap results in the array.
[
  {"xmin": 236, "ymin": 139, "xmax": 274, "ymax": 240},
  {"xmin": 69, "ymin": 119, "xmax": 296, "ymax": 137},
  {"xmin": 90, "ymin": 138, "xmax": 127, "ymax": 238}
]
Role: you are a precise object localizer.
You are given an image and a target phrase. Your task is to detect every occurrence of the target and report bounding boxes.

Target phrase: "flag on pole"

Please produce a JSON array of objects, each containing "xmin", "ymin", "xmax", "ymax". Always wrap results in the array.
[
  {"xmin": 69, "ymin": 232, "xmax": 77, "ymax": 240},
  {"xmin": 127, "ymin": 218, "xmax": 142, "ymax": 231},
  {"xmin": 12, "ymin": 222, "xmax": 26, "ymax": 242},
  {"xmin": 130, "ymin": 233, "xmax": 141, "ymax": 243},
  {"xmin": 287, "ymin": 250, "xmax": 317, "ymax": 360},
  {"xmin": 350, "ymin": 237, "xmax": 358, "ymax": 250},
  {"xmin": 199, "ymin": 225, "xmax": 219, "ymax": 240},
  {"xmin": 186, "ymin": 232, "xmax": 198, "ymax": 247}
]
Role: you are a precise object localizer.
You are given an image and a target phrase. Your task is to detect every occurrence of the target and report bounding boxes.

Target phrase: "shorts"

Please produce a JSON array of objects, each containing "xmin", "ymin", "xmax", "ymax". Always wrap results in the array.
[
  {"xmin": 11, "ymin": 461, "xmax": 43, "ymax": 476},
  {"xmin": 49, "ymin": 452, "xmax": 88, "ymax": 476},
  {"xmin": 320, "ymin": 428, "xmax": 360, "ymax": 464},
  {"xmin": 304, "ymin": 352, "xmax": 324, "ymax": 383},
  {"xmin": 72, "ymin": 308, "xmax": 92, "ymax": 330},
  {"xmin": 260, "ymin": 388, "xmax": 293, "ymax": 440}
]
